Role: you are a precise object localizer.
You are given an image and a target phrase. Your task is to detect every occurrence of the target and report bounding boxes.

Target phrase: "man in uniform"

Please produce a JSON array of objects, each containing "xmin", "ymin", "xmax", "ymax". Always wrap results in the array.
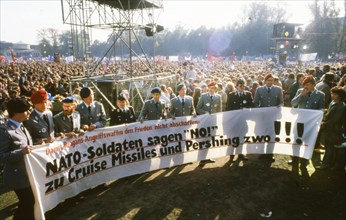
[
  {"xmin": 169, "ymin": 83, "xmax": 196, "ymax": 118},
  {"xmin": 76, "ymin": 87, "xmax": 107, "ymax": 131},
  {"xmin": 196, "ymin": 81, "xmax": 222, "ymax": 164},
  {"xmin": 24, "ymin": 89, "xmax": 55, "ymax": 145},
  {"xmin": 226, "ymin": 79, "xmax": 253, "ymax": 111},
  {"xmin": 253, "ymin": 73, "xmax": 283, "ymax": 108},
  {"xmin": 226, "ymin": 79, "xmax": 253, "ymax": 161},
  {"xmin": 139, "ymin": 87, "xmax": 166, "ymax": 122},
  {"xmin": 253, "ymin": 73, "xmax": 283, "ymax": 162},
  {"xmin": 0, "ymin": 98, "xmax": 34, "ymax": 220},
  {"xmin": 110, "ymin": 95, "xmax": 136, "ymax": 126},
  {"xmin": 53, "ymin": 96, "xmax": 85, "ymax": 138},
  {"xmin": 291, "ymin": 76, "xmax": 325, "ymax": 177},
  {"xmin": 196, "ymin": 81, "xmax": 222, "ymax": 115}
]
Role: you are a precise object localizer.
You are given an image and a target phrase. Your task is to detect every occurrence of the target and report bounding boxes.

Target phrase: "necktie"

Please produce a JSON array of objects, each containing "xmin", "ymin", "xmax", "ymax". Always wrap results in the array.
[
  {"xmin": 87, "ymin": 106, "xmax": 92, "ymax": 126},
  {"xmin": 20, "ymin": 124, "xmax": 30, "ymax": 145},
  {"xmin": 267, "ymin": 87, "xmax": 271, "ymax": 93},
  {"xmin": 69, "ymin": 116, "xmax": 74, "ymax": 130},
  {"xmin": 43, "ymin": 114, "xmax": 50, "ymax": 133},
  {"xmin": 308, "ymin": 92, "xmax": 312, "ymax": 97},
  {"xmin": 239, "ymin": 92, "xmax": 242, "ymax": 97},
  {"xmin": 210, "ymin": 95, "xmax": 213, "ymax": 102},
  {"xmin": 181, "ymin": 98, "xmax": 185, "ymax": 106},
  {"xmin": 155, "ymin": 102, "xmax": 158, "ymax": 110}
]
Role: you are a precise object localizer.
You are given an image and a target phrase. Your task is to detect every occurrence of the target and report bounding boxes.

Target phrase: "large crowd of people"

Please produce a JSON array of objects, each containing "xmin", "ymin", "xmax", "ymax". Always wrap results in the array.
[{"xmin": 1, "ymin": 58, "xmax": 346, "ymax": 219}]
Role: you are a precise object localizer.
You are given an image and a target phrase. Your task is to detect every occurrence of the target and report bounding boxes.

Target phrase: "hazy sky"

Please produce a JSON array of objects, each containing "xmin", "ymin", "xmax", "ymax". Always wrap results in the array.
[{"xmin": 0, "ymin": 0, "xmax": 344, "ymax": 45}]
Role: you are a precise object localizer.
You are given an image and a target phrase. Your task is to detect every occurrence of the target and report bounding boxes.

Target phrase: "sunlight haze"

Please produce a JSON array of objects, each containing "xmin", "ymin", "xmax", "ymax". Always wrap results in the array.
[{"xmin": 0, "ymin": 0, "xmax": 343, "ymax": 44}]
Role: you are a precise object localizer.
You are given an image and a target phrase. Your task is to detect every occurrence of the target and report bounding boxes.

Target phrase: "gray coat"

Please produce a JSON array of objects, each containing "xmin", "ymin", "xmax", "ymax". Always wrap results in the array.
[
  {"xmin": 169, "ymin": 96, "xmax": 196, "ymax": 117},
  {"xmin": 0, "ymin": 120, "xmax": 33, "ymax": 189},
  {"xmin": 196, "ymin": 93, "xmax": 222, "ymax": 115},
  {"xmin": 253, "ymin": 86, "xmax": 283, "ymax": 107},
  {"xmin": 76, "ymin": 101, "xmax": 107, "ymax": 128},
  {"xmin": 138, "ymin": 99, "xmax": 166, "ymax": 121},
  {"xmin": 291, "ymin": 88, "xmax": 325, "ymax": 110},
  {"xmin": 53, "ymin": 111, "xmax": 81, "ymax": 135},
  {"xmin": 24, "ymin": 109, "xmax": 55, "ymax": 144}
]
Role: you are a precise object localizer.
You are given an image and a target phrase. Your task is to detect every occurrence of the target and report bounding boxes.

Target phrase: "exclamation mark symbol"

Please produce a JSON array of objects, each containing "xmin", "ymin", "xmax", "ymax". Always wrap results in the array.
[
  {"xmin": 274, "ymin": 121, "xmax": 281, "ymax": 142},
  {"xmin": 296, "ymin": 123, "xmax": 304, "ymax": 145},
  {"xmin": 207, "ymin": 127, "xmax": 211, "ymax": 136},
  {"xmin": 285, "ymin": 122, "xmax": 292, "ymax": 143}
]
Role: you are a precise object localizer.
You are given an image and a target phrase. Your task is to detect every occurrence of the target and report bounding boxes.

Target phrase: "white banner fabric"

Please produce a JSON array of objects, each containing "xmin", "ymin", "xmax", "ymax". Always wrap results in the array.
[{"xmin": 25, "ymin": 107, "xmax": 323, "ymax": 219}]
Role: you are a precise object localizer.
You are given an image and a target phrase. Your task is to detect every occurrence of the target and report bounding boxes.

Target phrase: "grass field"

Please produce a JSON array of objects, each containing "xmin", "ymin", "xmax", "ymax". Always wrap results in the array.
[{"xmin": 1, "ymin": 154, "xmax": 346, "ymax": 220}]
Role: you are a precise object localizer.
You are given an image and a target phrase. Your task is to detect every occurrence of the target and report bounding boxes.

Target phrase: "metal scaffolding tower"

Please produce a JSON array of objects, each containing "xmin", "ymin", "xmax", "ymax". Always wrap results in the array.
[
  {"xmin": 60, "ymin": 0, "xmax": 166, "ymax": 113},
  {"xmin": 61, "ymin": 0, "xmax": 163, "ymax": 65}
]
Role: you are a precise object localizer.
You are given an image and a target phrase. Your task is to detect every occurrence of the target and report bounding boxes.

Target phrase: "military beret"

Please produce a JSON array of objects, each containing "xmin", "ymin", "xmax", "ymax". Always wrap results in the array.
[
  {"xmin": 236, "ymin": 79, "xmax": 245, "ymax": 85},
  {"xmin": 176, "ymin": 83, "xmax": 185, "ymax": 92},
  {"xmin": 80, "ymin": 87, "xmax": 92, "ymax": 99},
  {"xmin": 31, "ymin": 90, "xmax": 48, "ymax": 104},
  {"xmin": 7, "ymin": 97, "xmax": 31, "ymax": 113},
  {"xmin": 264, "ymin": 73, "xmax": 274, "ymax": 82},
  {"xmin": 303, "ymin": 76, "xmax": 316, "ymax": 85},
  {"xmin": 208, "ymin": 81, "xmax": 217, "ymax": 87},
  {"xmin": 62, "ymin": 96, "xmax": 76, "ymax": 103},
  {"xmin": 151, "ymin": 87, "xmax": 161, "ymax": 94},
  {"xmin": 117, "ymin": 95, "xmax": 126, "ymax": 101}
]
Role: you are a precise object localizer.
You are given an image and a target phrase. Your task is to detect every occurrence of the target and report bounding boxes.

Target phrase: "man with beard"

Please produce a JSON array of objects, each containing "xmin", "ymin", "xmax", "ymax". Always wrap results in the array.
[{"xmin": 53, "ymin": 97, "xmax": 85, "ymax": 138}]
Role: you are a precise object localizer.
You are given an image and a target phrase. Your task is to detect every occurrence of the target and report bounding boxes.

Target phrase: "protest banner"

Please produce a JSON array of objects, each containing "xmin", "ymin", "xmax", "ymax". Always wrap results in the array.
[{"xmin": 24, "ymin": 107, "xmax": 323, "ymax": 219}]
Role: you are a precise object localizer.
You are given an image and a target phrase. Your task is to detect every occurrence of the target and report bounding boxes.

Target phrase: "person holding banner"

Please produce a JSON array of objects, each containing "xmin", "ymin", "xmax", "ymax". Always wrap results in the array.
[
  {"xmin": 254, "ymin": 73, "xmax": 283, "ymax": 162},
  {"xmin": 196, "ymin": 81, "xmax": 222, "ymax": 164},
  {"xmin": 226, "ymin": 79, "xmax": 253, "ymax": 162},
  {"xmin": 0, "ymin": 98, "xmax": 35, "ymax": 220},
  {"xmin": 169, "ymin": 83, "xmax": 196, "ymax": 118},
  {"xmin": 77, "ymin": 87, "xmax": 107, "ymax": 131},
  {"xmin": 253, "ymin": 73, "xmax": 283, "ymax": 108},
  {"xmin": 109, "ymin": 95, "xmax": 136, "ymax": 126},
  {"xmin": 53, "ymin": 97, "xmax": 85, "ymax": 138},
  {"xmin": 196, "ymin": 81, "xmax": 222, "ymax": 115},
  {"xmin": 291, "ymin": 76, "xmax": 325, "ymax": 176},
  {"xmin": 139, "ymin": 87, "xmax": 166, "ymax": 122},
  {"xmin": 24, "ymin": 90, "xmax": 55, "ymax": 145}
]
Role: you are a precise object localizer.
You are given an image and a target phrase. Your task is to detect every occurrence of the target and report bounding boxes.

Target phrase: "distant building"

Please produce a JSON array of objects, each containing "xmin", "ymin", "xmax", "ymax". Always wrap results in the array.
[{"xmin": 0, "ymin": 41, "xmax": 41, "ymax": 60}]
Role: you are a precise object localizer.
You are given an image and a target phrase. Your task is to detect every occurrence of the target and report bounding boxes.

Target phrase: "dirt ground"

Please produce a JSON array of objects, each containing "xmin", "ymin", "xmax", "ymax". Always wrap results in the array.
[{"xmin": 1, "ymin": 153, "xmax": 346, "ymax": 220}]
